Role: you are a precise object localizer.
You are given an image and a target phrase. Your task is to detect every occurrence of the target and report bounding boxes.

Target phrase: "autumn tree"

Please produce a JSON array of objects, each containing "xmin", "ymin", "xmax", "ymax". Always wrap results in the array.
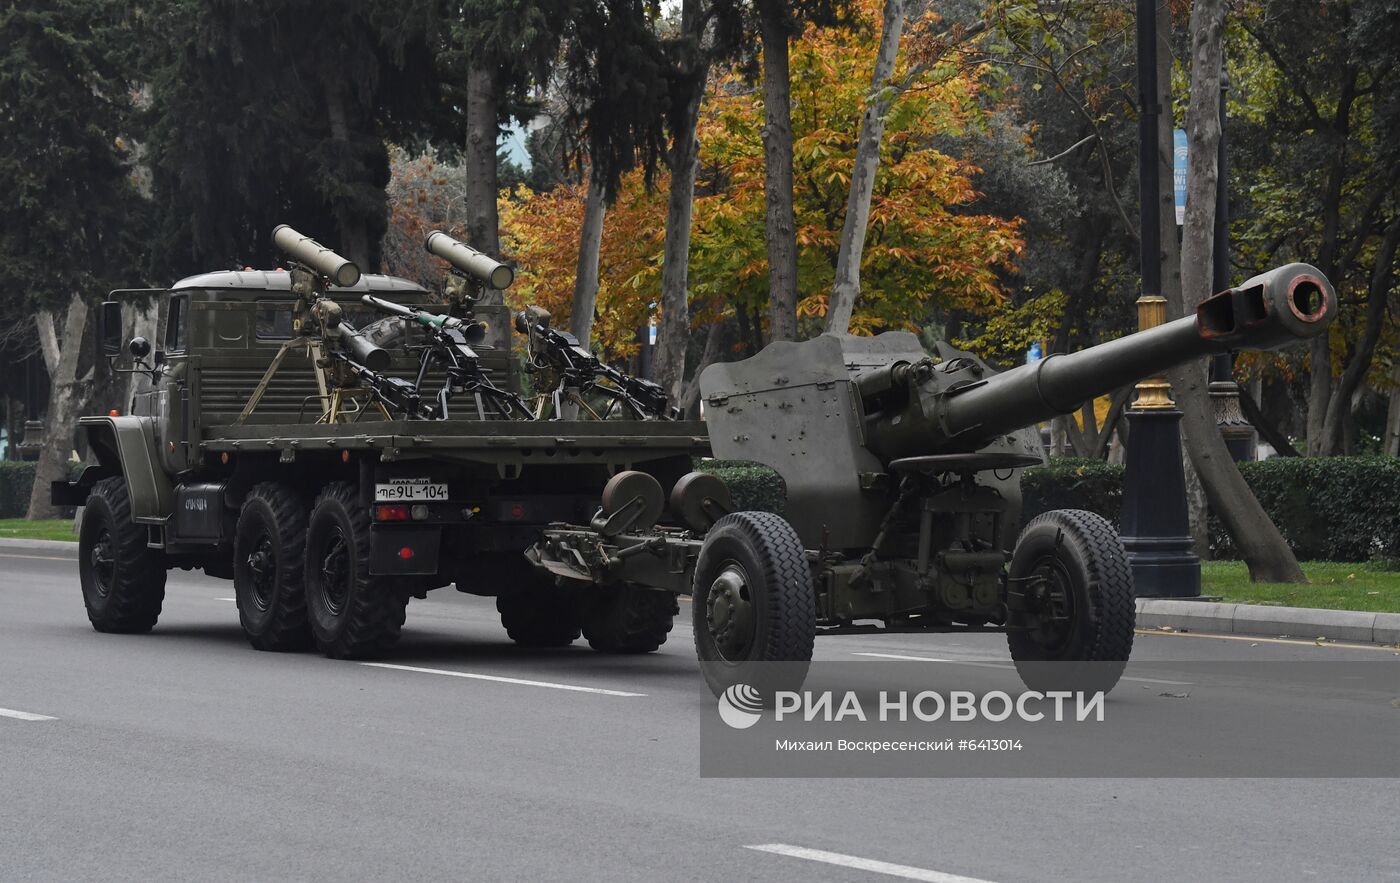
[{"xmin": 1228, "ymin": 0, "xmax": 1400, "ymax": 455}]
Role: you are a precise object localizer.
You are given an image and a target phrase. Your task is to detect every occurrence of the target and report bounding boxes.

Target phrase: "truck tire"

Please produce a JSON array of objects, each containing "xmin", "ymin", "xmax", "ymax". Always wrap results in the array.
[
  {"xmin": 233, "ymin": 483, "xmax": 311, "ymax": 652},
  {"xmin": 579, "ymin": 584, "xmax": 677, "ymax": 654},
  {"xmin": 495, "ymin": 560, "xmax": 581, "ymax": 647},
  {"xmin": 79, "ymin": 477, "xmax": 166, "ymax": 633},
  {"xmin": 1006, "ymin": 508, "xmax": 1135, "ymax": 694},
  {"xmin": 303, "ymin": 482, "xmax": 407, "ymax": 659},
  {"xmin": 692, "ymin": 511, "xmax": 815, "ymax": 698}
]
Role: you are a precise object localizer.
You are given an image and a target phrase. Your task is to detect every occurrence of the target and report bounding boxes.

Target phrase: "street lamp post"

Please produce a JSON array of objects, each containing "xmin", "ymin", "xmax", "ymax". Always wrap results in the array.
[
  {"xmin": 1119, "ymin": 0, "xmax": 1202, "ymax": 598},
  {"xmin": 1208, "ymin": 70, "xmax": 1257, "ymax": 461}
]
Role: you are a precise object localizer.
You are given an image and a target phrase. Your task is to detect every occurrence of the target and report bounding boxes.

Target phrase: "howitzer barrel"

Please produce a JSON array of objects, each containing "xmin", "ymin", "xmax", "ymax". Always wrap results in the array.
[
  {"xmin": 425, "ymin": 231, "xmax": 514, "ymax": 289},
  {"xmin": 272, "ymin": 225, "xmax": 361, "ymax": 287},
  {"xmin": 936, "ymin": 263, "xmax": 1334, "ymax": 443}
]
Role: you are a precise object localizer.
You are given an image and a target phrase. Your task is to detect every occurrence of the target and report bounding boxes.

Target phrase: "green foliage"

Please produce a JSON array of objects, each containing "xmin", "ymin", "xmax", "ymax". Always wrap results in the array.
[
  {"xmin": 1020, "ymin": 457, "xmax": 1123, "ymax": 524},
  {"xmin": 1210, "ymin": 457, "xmax": 1400, "ymax": 563},
  {"xmin": 0, "ymin": 462, "xmax": 37, "ymax": 519},
  {"xmin": 0, "ymin": 0, "xmax": 146, "ymax": 309},
  {"xmin": 696, "ymin": 460, "xmax": 787, "ymax": 515},
  {"xmin": 0, "ymin": 461, "xmax": 82, "ymax": 518},
  {"xmin": 142, "ymin": 0, "xmax": 443, "ymax": 275}
]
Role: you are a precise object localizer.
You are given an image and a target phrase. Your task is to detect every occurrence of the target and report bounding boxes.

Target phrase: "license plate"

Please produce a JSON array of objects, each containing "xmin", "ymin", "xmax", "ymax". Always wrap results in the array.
[{"xmin": 374, "ymin": 479, "xmax": 448, "ymax": 502}]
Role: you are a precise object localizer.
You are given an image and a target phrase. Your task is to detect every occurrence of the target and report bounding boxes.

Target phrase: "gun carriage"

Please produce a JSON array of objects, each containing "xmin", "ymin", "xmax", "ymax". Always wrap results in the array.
[{"xmin": 55, "ymin": 223, "xmax": 1334, "ymax": 696}]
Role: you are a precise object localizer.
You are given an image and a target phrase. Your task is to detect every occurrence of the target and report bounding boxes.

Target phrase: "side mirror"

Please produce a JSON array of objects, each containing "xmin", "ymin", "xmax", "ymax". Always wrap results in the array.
[
  {"xmin": 98, "ymin": 301, "xmax": 123, "ymax": 358},
  {"xmin": 129, "ymin": 336, "xmax": 152, "ymax": 359}
]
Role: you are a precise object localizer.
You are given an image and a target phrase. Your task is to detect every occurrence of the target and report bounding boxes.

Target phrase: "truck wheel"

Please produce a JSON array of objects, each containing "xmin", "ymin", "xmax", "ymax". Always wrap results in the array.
[
  {"xmin": 303, "ymin": 482, "xmax": 407, "ymax": 659},
  {"xmin": 233, "ymin": 483, "xmax": 311, "ymax": 652},
  {"xmin": 1006, "ymin": 509, "xmax": 1135, "ymax": 694},
  {"xmin": 496, "ymin": 576, "xmax": 581, "ymax": 648},
  {"xmin": 579, "ymin": 584, "xmax": 677, "ymax": 654},
  {"xmin": 692, "ymin": 511, "xmax": 815, "ymax": 698},
  {"xmin": 79, "ymin": 477, "xmax": 166, "ymax": 633}
]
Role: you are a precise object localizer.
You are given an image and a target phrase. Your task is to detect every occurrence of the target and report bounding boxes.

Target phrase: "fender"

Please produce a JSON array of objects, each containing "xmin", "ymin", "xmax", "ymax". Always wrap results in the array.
[{"xmin": 53, "ymin": 416, "xmax": 174, "ymax": 522}]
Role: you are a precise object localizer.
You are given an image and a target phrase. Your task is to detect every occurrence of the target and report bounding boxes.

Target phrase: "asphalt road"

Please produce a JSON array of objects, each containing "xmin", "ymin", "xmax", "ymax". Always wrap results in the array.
[{"xmin": 2, "ymin": 546, "xmax": 1397, "ymax": 883}]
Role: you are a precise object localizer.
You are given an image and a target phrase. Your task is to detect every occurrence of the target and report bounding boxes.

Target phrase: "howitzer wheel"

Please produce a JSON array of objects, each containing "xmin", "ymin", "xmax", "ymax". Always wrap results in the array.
[
  {"xmin": 692, "ymin": 512, "xmax": 815, "ymax": 699},
  {"xmin": 1006, "ymin": 509, "xmax": 1135, "ymax": 694}
]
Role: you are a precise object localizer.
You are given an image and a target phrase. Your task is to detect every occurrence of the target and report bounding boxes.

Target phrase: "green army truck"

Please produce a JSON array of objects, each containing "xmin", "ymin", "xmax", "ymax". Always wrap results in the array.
[{"xmin": 53, "ymin": 229, "xmax": 709, "ymax": 661}]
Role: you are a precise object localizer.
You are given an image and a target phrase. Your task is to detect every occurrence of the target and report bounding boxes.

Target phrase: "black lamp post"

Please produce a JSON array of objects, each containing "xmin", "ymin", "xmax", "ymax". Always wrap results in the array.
[{"xmin": 1119, "ymin": 0, "xmax": 1202, "ymax": 598}]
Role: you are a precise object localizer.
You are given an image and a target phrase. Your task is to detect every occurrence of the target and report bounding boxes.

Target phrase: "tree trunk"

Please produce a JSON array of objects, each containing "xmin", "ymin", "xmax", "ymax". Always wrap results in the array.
[
  {"xmin": 1317, "ymin": 216, "xmax": 1400, "ymax": 454},
  {"xmin": 1166, "ymin": 0, "xmax": 1304, "ymax": 582},
  {"xmin": 570, "ymin": 174, "xmax": 609, "ymax": 346},
  {"xmin": 679, "ymin": 313, "xmax": 731, "ymax": 417},
  {"xmin": 825, "ymin": 0, "xmax": 908, "ymax": 335},
  {"xmin": 324, "ymin": 80, "xmax": 370, "ymax": 269},
  {"xmin": 1385, "ymin": 370, "xmax": 1400, "ymax": 457},
  {"xmin": 466, "ymin": 62, "xmax": 503, "ymax": 303},
  {"xmin": 123, "ymin": 295, "xmax": 162, "ymax": 411},
  {"xmin": 28, "ymin": 294, "xmax": 89, "ymax": 520},
  {"xmin": 758, "ymin": 0, "xmax": 799, "ymax": 343},
  {"xmin": 653, "ymin": 0, "xmax": 709, "ymax": 399}
]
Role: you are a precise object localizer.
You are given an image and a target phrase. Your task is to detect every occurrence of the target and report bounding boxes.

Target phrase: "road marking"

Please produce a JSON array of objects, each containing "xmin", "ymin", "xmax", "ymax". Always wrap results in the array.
[
  {"xmin": 0, "ymin": 707, "xmax": 57, "ymax": 722},
  {"xmin": 1136, "ymin": 629, "xmax": 1400, "ymax": 653},
  {"xmin": 0, "ymin": 553, "xmax": 74, "ymax": 562},
  {"xmin": 360, "ymin": 663, "xmax": 646, "ymax": 697},
  {"xmin": 744, "ymin": 844, "xmax": 997, "ymax": 883},
  {"xmin": 851, "ymin": 652, "xmax": 1192, "ymax": 686},
  {"xmin": 216, "ymin": 597, "xmax": 237, "ymax": 602}
]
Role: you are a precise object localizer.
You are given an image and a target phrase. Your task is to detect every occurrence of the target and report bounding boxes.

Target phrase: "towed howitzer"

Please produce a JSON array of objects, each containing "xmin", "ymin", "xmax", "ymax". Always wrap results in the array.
[
  {"xmin": 702, "ymin": 262, "xmax": 1336, "ymax": 550},
  {"xmin": 514, "ymin": 306, "xmax": 674, "ymax": 420},
  {"xmin": 678, "ymin": 263, "xmax": 1337, "ymax": 692},
  {"xmin": 358, "ymin": 293, "xmax": 530, "ymax": 420}
]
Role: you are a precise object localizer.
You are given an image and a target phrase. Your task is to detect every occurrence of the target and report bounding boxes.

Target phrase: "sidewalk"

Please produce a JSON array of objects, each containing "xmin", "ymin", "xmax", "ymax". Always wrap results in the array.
[{"xmin": 1137, "ymin": 598, "xmax": 1400, "ymax": 646}]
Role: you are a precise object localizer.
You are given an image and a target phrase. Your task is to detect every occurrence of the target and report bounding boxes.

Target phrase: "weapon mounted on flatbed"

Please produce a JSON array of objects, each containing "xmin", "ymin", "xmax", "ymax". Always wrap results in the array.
[{"xmin": 514, "ymin": 306, "xmax": 674, "ymax": 420}]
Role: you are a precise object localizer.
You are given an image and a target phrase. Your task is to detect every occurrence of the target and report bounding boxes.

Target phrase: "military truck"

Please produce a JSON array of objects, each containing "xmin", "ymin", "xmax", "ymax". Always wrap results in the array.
[{"xmin": 54, "ymin": 226, "xmax": 1335, "ymax": 697}]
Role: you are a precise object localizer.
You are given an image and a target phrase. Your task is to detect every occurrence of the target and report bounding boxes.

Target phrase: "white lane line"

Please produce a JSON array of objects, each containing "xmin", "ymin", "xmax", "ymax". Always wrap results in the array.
[
  {"xmin": 851, "ymin": 651, "xmax": 1192, "ymax": 686},
  {"xmin": 216, "ymin": 597, "xmax": 237, "ymax": 602},
  {"xmin": 745, "ymin": 844, "xmax": 998, "ymax": 883},
  {"xmin": 0, "ymin": 707, "xmax": 57, "ymax": 722},
  {"xmin": 0, "ymin": 553, "xmax": 75, "ymax": 562},
  {"xmin": 360, "ymin": 662, "xmax": 646, "ymax": 697}
]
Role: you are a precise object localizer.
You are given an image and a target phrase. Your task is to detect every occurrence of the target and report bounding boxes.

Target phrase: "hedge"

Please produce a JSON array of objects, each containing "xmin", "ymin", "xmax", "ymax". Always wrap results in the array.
[
  {"xmin": 1209, "ymin": 457, "xmax": 1400, "ymax": 563},
  {"xmin": 0, "ymin": 460, "xmax": 85, "ymax": 519},
  {"xmin": 697, "ymin": 455, "xmax": 1400, "ymax": 564},
  {"xmin": 0, "ymin": 461, "xmax": 37, "ymax": 518}
]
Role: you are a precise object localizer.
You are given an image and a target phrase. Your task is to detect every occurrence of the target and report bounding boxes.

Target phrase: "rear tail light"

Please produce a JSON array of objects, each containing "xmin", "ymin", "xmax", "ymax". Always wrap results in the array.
[{"xmin": 375, "ymin": 504, "xmax": 410, "ymax": 522}]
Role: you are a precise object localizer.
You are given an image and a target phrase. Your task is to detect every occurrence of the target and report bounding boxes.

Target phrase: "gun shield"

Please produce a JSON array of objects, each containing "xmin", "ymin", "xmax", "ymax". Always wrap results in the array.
[
  {"xmin": 425, "ymin": 231, "xmax": 514, "ymax": 289},
  {"xmin": 272, "ymin": 225, "xmax": 361, "ymax": 287}
]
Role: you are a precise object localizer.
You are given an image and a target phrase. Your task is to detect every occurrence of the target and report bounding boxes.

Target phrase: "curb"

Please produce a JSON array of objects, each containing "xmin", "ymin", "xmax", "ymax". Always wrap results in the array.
[
  {"xmin": 1137, "ymin": 598, "xmax": 1400, "ymax": 646},
  {"xmin": 0, "ymin": 537, "xmax": 79, "ymax": 559}
]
